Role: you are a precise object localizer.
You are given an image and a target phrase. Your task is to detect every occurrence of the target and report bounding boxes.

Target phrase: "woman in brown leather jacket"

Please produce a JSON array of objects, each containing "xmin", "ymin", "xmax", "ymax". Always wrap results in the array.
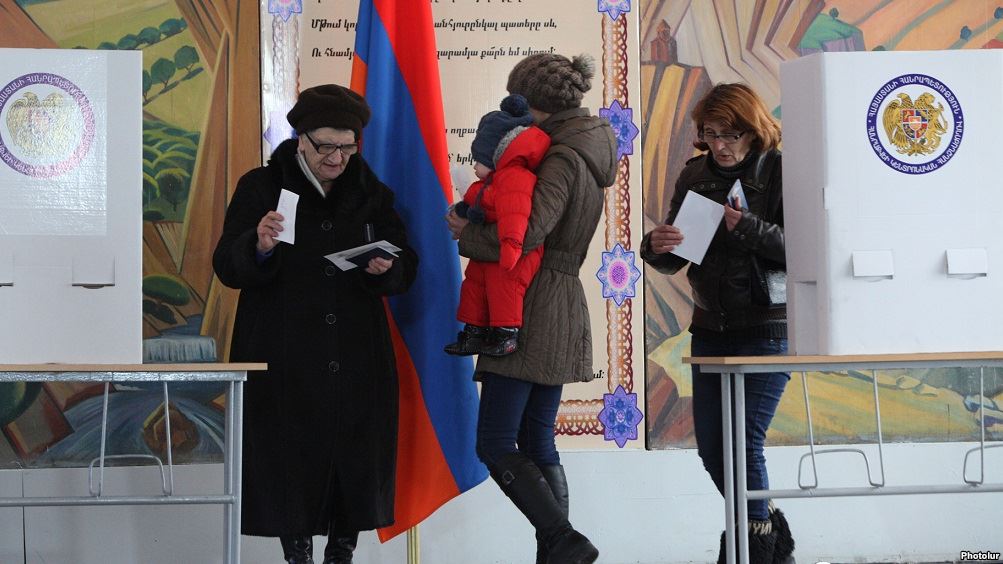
[{"xmin": 640, "ymin": 83, "xmax": 795, "ymax": 564}]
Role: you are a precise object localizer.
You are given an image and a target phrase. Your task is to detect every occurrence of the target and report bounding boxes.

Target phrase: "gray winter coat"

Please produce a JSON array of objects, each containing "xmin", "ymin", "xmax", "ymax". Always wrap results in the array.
[{"xmin": 458, "ymin": 107, "xmax": 618, "ymax": 384}]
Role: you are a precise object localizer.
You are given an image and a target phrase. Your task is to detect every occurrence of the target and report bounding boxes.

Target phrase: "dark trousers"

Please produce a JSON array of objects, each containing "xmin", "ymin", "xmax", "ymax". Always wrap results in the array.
[
  {"xmin": 691, "ymin": 333, "xmax": 789, "ymax": 521},
  {"xmin": 475, "ymin": 371, "xmax": 563, "ymax": 468}
]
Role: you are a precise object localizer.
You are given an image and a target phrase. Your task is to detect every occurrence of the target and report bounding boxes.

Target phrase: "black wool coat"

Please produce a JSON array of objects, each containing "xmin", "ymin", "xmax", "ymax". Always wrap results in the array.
[{"xmin": 213, "ymin": 139, "xmax": 418, "ymax": 536}]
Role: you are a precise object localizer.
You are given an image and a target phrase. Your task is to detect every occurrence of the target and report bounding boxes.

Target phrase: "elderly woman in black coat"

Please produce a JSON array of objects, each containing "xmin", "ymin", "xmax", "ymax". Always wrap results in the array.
[{"xmin": 213, "ymin": 84, "xmax": 418, "ymax": 564}]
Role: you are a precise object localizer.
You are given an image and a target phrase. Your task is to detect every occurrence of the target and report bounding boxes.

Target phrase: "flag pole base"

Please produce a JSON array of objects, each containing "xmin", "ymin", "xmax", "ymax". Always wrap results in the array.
[{"xmin": 407, "ymin": 525, "xmax": 420, "ymax": 564}]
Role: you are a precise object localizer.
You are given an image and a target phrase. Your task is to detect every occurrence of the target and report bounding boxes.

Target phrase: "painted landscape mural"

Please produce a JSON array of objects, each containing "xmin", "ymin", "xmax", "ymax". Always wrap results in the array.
[
  {"xmin": 642, "ymin": 0, "xmax": 1003, "ymax": 449},
  {"xmin": 0, "ymin": 0, "xmax": 259, "ymax": 468}
]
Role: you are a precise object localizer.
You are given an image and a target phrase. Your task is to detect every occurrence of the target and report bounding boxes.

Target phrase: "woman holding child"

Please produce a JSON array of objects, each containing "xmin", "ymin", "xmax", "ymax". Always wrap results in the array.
[{"xmin": 446, "ymin": 53, "xmax": 617, "ymax": 564}]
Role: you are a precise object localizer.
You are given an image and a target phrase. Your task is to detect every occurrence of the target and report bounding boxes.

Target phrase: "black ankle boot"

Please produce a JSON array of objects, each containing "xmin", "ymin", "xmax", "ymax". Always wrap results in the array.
[
  {"xmin": 322, "ymin": 529, "xmax": 358, "ymax": 564},
  {"xmin": 444, "ymin": 324, "xmax": 490, "ymax": 356},
  {"xmin": 535, "ymin": 465, "xmax": 570, "ymax": 564},
  {"xmin": 716, "ymin": 521, "xmax": 777, "ymax": 564},
  {"xmin": 489, "ymin": 453, "xmax": 597, "ymax": 564},
  {"xmin": 769, "ymin": 504, "xmax": 795, "ymax": 563},
  {"xmin": 479, "ymin": 327, "xmax": 519, "ymax": 357},
  {"xmin": 280, "ymin": 536, "xmax": 314, "ymax": 564}
]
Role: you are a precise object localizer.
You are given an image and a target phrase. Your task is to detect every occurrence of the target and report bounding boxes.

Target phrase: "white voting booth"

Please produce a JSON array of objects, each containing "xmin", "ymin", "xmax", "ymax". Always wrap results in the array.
[
  {"xmin": 0, "ymin": 49, "xmax": 142, "ymax": 363},
  {"xmin": 782, "ymin": 50, "xmax": 1000, "ymax": 355}
]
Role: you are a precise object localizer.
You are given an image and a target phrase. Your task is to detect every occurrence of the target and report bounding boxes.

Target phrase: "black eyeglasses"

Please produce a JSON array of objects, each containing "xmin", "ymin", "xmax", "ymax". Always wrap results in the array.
[
  {"xmin": 304, "ymin": 132, "xmax": 358, "ymax": 157},
  {"xmin": 698, "ymin": 131, "xmax": 745, "ymax": 145}
]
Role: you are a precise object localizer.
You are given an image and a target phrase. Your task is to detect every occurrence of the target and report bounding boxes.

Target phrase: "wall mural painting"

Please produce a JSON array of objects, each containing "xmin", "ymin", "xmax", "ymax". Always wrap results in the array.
[
  {"xmin": 642, "ymin": 0, "xmax": 1003, "ymax": 450},
  {"xmin": 0, "ymin": 0, "xmax": 260, "ymax": 469}
]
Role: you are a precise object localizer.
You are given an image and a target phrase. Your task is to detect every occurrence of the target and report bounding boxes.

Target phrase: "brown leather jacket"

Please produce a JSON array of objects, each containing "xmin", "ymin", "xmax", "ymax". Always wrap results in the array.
[{"xmin": 641, "ymin": 150, "xmax": 785, "ymax": 332}]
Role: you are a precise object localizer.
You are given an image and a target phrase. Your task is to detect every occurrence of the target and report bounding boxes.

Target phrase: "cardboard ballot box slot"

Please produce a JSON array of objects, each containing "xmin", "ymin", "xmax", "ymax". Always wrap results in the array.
[
  {"xmin": 71, "ymin": 255, "xmax": 116, "ymax": 287},
  {"xmin": 945, "ymin": 248, "xmax": 988, "ymax": 278},
  {"xmin": 851, "ymin": 250, "xmax": 894, "ymax": 279}
]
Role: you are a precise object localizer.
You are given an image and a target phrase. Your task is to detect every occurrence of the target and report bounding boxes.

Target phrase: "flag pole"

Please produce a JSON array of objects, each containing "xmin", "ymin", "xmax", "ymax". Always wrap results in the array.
[{"xmin": 407, "ymin": 525, "xmax": 420, "ymax": 563}]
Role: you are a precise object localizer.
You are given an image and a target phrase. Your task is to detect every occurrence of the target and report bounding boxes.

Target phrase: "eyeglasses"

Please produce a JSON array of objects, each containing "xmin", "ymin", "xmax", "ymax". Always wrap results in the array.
[
  {"xmin": 699, "ymin": 131, "xmax": 745, "ymax": 145},
  {"xmin": 304, "ymin": 132, "xmax": 358, "ymax": 157}
]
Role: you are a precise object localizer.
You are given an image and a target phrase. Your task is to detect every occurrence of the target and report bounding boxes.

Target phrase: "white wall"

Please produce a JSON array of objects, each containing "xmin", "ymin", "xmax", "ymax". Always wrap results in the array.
[{"xmin": 1, "ymin": 443, "xmax": 999, "ymax": 563}]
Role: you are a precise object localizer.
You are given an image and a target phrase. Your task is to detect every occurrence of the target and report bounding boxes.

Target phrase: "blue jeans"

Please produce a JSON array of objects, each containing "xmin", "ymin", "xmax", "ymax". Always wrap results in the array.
[
  {"xmin": 475, "ymin": 372, "xmax": 563, "ymax": 468},
  {"xmin": 691, "ymin": 333, "xmax": 789, "ymax": 521}
]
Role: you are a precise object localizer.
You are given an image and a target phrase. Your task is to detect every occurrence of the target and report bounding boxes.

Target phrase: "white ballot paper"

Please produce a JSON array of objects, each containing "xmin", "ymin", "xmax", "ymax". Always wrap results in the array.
[
  {"xmin": 670, "ymin": 190, "xmax": 724, "ymax": 265},
  {"xmin": 325, "ymin": 240, "xmax": 402, "ymax": 271},
  {"xmin": 275, "ymin": 189, "xmax": 299, "ymax": 245}
]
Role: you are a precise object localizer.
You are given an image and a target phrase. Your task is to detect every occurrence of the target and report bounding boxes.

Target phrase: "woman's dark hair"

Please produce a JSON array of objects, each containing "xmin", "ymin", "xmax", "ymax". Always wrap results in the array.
[{"xmin": 691, "ymin": 83, "xmax": 781, "ymax": 153}]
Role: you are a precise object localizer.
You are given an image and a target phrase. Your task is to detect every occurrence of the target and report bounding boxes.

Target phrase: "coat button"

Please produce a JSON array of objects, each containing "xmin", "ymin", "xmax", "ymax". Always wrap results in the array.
[
  {"xmin": 325, "ymin": 313, "xmax": 337, "ymax": 324},
  {"xmin": 325, "ymin": 265, "xmax": 337, "ymax": 276},
  {"xmin": 328, "ymin": 361, "xmax": 340, "ymax": 373},
  {"xmin": 321, "ymin": 220, "xmax": 333, "ymax": 231}
]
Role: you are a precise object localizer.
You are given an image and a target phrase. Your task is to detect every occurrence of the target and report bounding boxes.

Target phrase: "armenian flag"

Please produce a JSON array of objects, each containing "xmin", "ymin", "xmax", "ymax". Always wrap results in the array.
[{"xmin": 350, "ymin": 0, "xmax": 487, "ymax": 542}]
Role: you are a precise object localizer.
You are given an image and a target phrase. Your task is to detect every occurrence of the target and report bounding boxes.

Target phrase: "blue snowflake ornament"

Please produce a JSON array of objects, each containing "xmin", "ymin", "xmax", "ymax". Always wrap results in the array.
[
  {"xmin": 269, "ymin": 0, "xmax": 302, "ymax": 22},
  {"xmin": 598, "ymin": 385, "xmax": 643, "ymax": 448},
  {"xmin": 596, "ymin": 243, "xmax": 641, "ymax": 307},
  {"xmin": 598, "ymin": 0, "xmax": 631, "ymax": 21},
  {"xmin": 599, "ymin": 100, "xmax": 639, "ymax": 162}
]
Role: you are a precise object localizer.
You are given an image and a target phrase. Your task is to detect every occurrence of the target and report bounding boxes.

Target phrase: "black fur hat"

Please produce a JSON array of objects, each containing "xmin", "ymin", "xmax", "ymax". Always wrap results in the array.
[{"xmin": 287, "ymin": 84, "xmax": 371, "ymax": 138}]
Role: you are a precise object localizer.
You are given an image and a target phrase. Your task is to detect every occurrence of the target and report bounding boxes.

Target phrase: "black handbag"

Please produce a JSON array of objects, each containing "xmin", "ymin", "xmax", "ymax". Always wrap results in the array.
[
  {"xmin": 748, "ymin": 151, "xmax": 786, "ymax": 307},
  {"xmin": 751, "ymin": 256, "xmax": 786, "ymax": 306}
]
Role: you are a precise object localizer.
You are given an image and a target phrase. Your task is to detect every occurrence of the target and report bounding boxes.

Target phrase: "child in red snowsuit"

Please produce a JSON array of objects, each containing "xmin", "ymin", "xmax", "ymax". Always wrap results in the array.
[{"xmin": 445, "ymin": 94, "xmax": 550, "ymax": 356}]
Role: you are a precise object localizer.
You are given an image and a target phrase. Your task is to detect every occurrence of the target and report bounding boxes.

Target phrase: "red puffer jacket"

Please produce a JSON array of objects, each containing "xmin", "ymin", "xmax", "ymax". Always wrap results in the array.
[{"xmin": 461, "ymin": 125, "xmax": 551, "ymax": 270}]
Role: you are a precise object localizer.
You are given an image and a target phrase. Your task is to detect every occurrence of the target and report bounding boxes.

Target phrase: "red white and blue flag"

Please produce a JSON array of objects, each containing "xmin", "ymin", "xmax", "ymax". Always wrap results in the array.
[{"xmin": 350, "ymin": 0, "xmax": 487, "ymax": 542}]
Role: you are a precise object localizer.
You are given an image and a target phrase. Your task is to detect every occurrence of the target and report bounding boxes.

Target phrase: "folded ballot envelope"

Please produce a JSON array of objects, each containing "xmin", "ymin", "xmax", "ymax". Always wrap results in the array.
[{"xmin": 324, "ymin": 240, "xmax": 401, "ymax": 271}]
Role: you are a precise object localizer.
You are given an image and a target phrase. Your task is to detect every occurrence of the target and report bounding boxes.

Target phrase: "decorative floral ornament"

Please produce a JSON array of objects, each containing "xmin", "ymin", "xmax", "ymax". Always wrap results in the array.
[
  {"xmin": 598, "ymin": 385, "xmax": 643, "ymax": 448},
  {"xmin": 599, "ymin": 99, "xmax": 639, "ymax": 162},
  {"xmin": 268, "ymin": 0, "xmax": 302, "ymax": 22},
  {"xmin": 596, "ymin": 243, "xmax": 641, "ymax": 307},
  {"xmin": 597, "ymin": 0, "xmax": 631, "ymax": 21}
]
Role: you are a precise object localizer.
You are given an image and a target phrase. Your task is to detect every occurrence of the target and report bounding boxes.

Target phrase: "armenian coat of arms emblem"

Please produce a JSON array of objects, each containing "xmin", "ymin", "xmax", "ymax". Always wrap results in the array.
[
  {"xmin": 865, "ymin": 73, "xmax": 963, "ymax": 175},
  {"xmin": 881, "ymin": 92, "xmax": 947, "ymax": 157}
]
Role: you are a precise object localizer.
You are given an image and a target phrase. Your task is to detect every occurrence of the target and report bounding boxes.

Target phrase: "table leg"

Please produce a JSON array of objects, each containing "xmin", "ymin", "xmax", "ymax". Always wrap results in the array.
[
  {"xmin": 233, "ymin": 380, "xmax": 243, "ymax": 564},
  {"xmin": 722, "ymin": 372, "xmax": 736, "ymax": 564},
  {"xmin": 735, "ymin": 372, "xmax": 749, "ymax": 564},
  {"xmin": 224, "ymin": 380, "xmax": 237, "ymax": 564}
]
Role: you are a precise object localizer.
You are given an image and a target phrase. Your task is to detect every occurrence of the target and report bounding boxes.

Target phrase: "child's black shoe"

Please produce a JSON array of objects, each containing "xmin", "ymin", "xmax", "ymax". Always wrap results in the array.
[
  {"xmin": 479, "ymin": 327, "xmax": 519, "ymax": 357},
  {"xmin": 444, "ymin": 324, "xmax": 490, "ymax": 356}
]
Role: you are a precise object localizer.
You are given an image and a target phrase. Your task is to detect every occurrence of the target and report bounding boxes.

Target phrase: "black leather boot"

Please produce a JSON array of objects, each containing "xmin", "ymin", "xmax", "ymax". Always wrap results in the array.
[
  {"xmin": 479, "ymin": 327, "xmax": 519, "ymax": 357},
  {"xmin": 769, "ymin": 503, "xmax": 795, "ymax": 564},
  {"xmin": 322, "ymin": 528, "xmax": 358, "ymax": 564},
  {"xmin": 716, "ymin": 520, "xmax": 777, "ymax": 564},
  {"xmin": 490, "ymin": 453, "xmax": 597, "ymax": 564},
  {"xmin": 535, "ymin": 465, "xmax": 570, "ymax": 564},
  {"xmin": 444, "ymin": 324, "xmax": 490, "ymax": 356},
  {"xmin": 280, "ymin": 536, "xmax": 314, "ymax": 564}
]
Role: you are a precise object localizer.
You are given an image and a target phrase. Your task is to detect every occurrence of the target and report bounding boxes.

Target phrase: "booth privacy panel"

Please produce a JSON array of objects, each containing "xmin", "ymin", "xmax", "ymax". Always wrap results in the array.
[{"xmin": 781, "ymin": 50, "xmax": 1002, "ymax": 354}]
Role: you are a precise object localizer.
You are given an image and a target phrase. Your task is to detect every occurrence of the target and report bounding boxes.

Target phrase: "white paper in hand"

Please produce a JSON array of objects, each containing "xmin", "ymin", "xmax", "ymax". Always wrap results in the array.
[
  {"xmin": 274, "ymin": 189, "xmax": 298, "ymax": 245},
  {"xmin": 670, "ymin": 190, "xmax": 724, "ymax": 265}
]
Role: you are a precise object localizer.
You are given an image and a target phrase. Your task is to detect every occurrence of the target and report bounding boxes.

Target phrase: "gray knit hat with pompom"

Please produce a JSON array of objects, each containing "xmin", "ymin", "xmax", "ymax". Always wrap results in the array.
[{"xmin": 506, "ymin": 53, "xmax": 595, "ymax": 114}]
